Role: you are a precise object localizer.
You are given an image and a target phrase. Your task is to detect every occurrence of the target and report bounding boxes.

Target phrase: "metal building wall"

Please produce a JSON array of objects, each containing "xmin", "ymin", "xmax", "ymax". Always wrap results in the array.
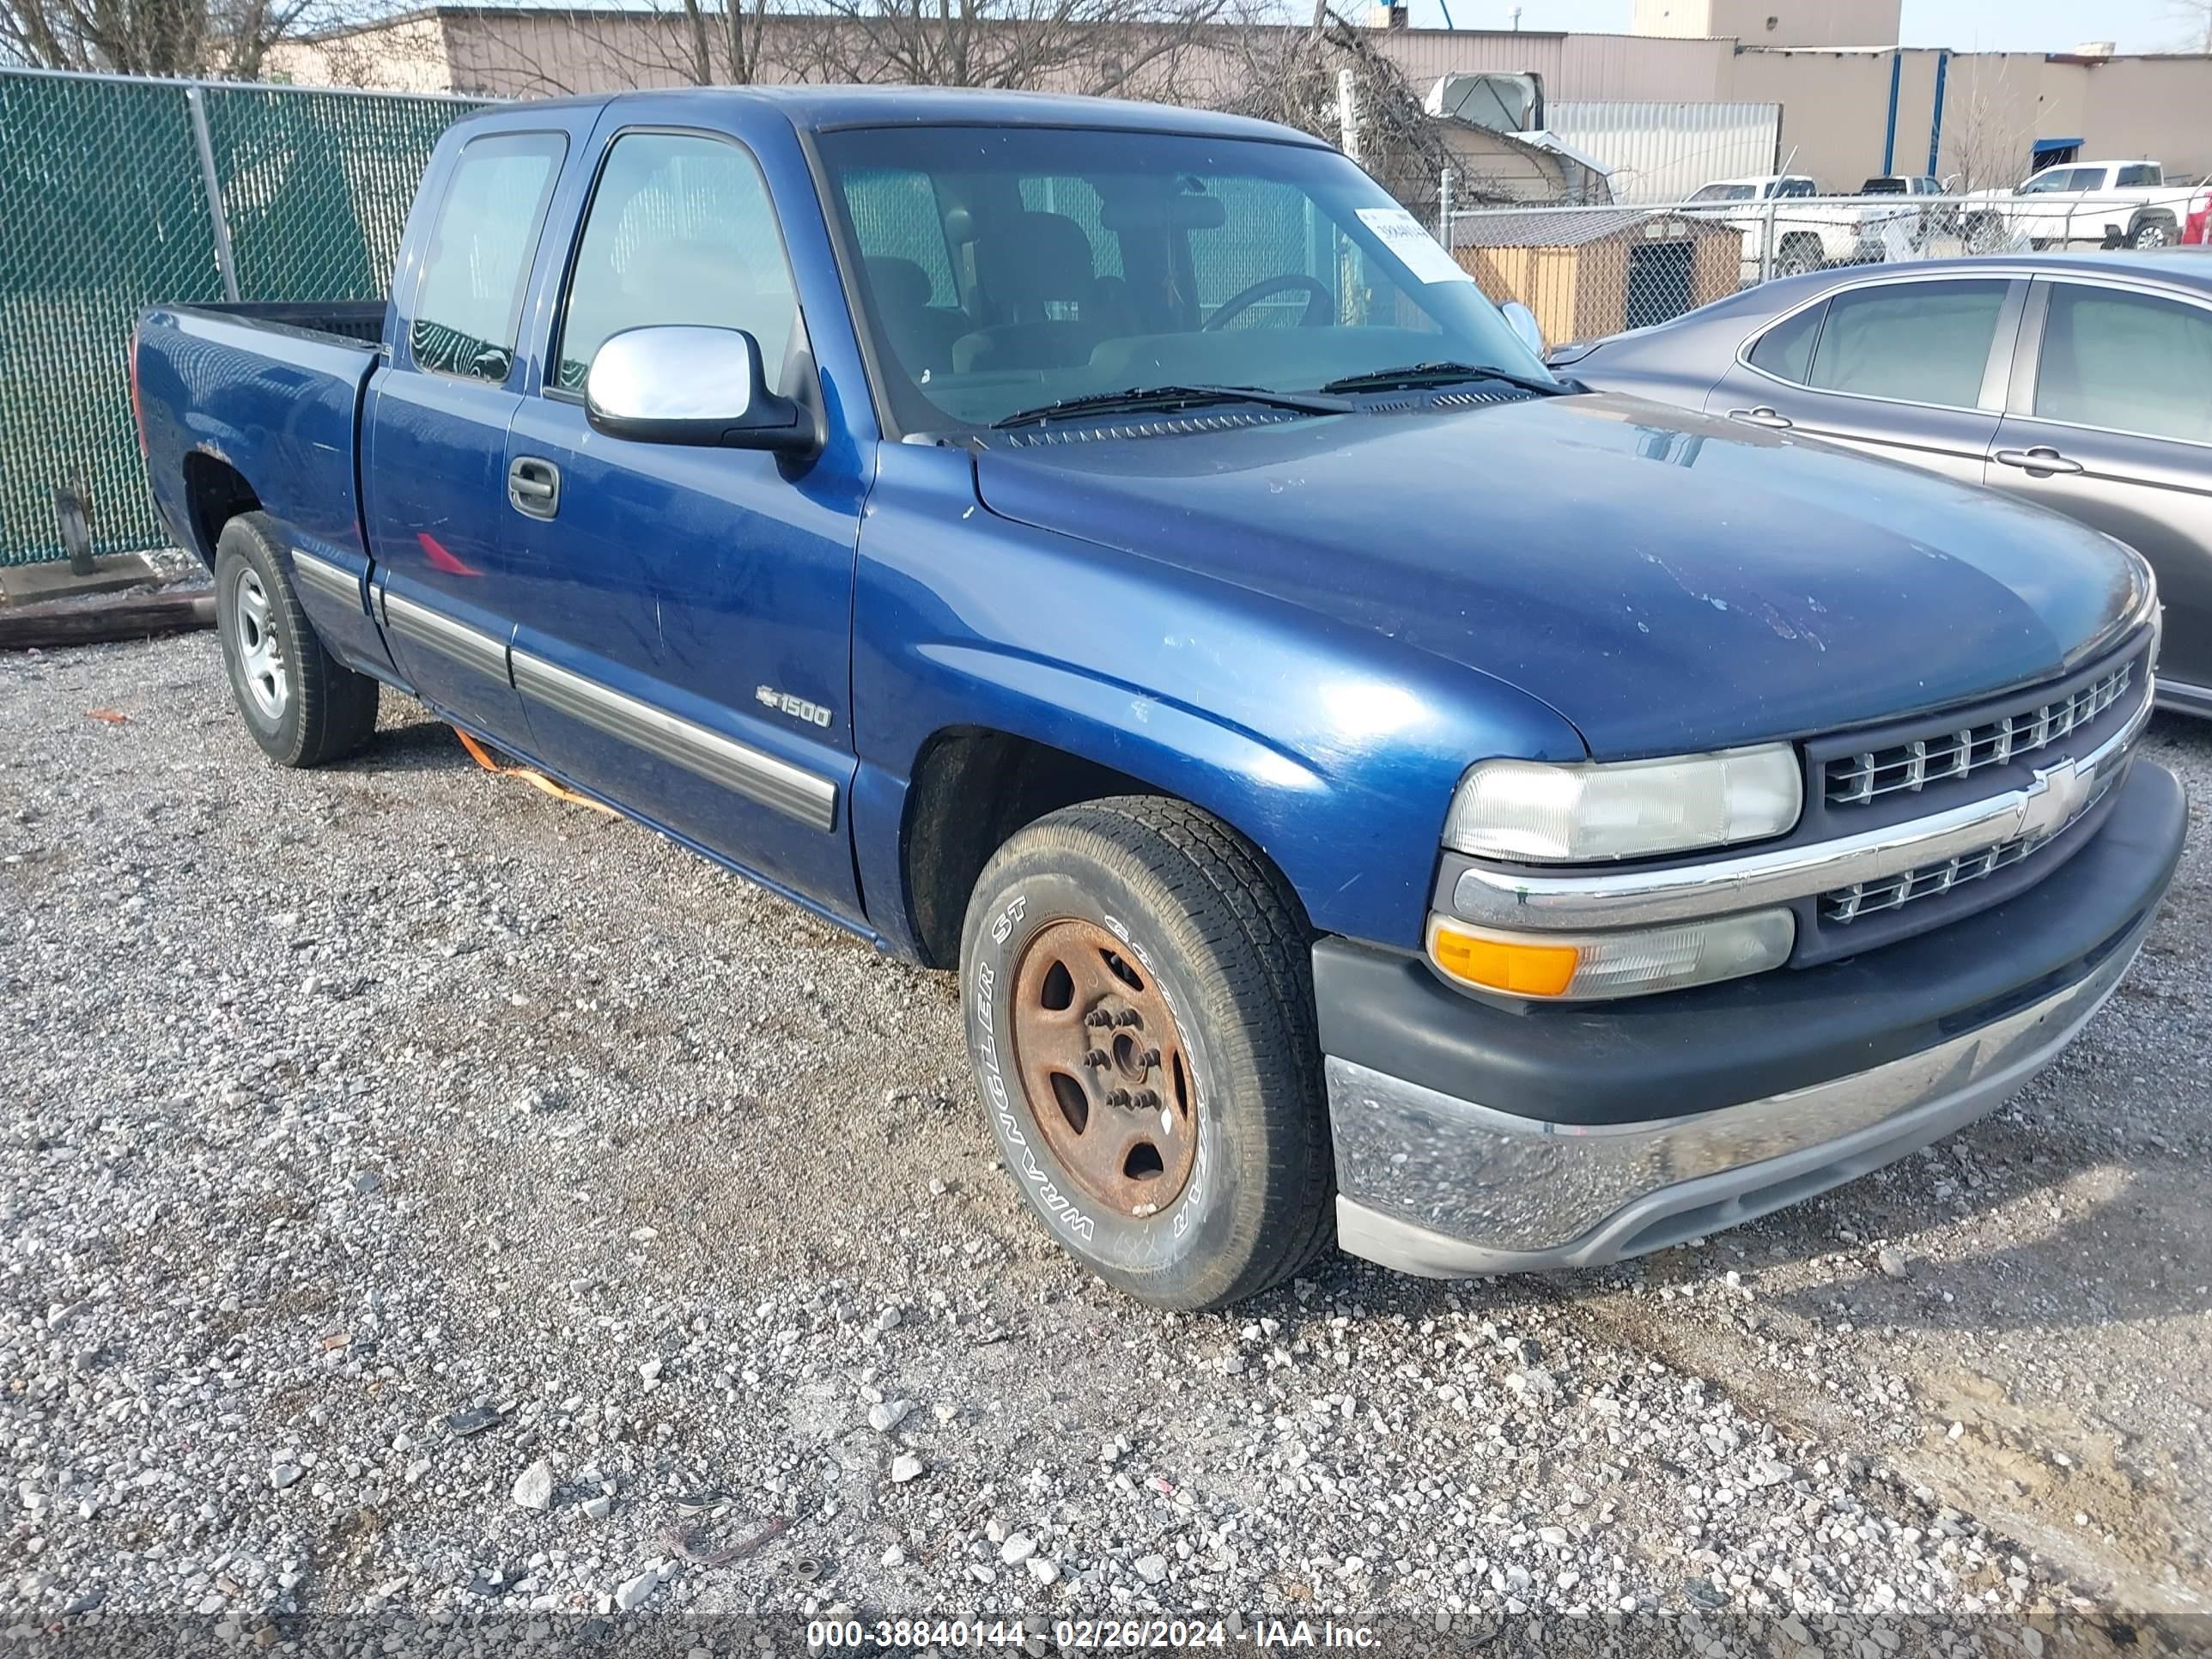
[{"xmin": 1546, "ymin": 100, "xmax": 1784, "ymax": 201}]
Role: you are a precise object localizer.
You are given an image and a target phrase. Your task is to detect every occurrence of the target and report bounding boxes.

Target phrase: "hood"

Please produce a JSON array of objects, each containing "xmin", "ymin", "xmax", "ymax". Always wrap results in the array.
[{"xmin": 973, "ymin": 393, "xmax": 2147, "ymax": 757}]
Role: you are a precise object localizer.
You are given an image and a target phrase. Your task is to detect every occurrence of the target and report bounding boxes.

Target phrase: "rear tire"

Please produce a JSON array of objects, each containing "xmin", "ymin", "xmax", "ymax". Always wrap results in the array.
[
  {"xmin": 215, "ymin": 513, "xmax": 380, "ymax": 769},
  {"xmin": 2130, "ymin": 216, "xmax": 2175, "ymax": 249},
  {"xmin": 959, "ymin": 797, "xmax": 1334, "ymax": 1310}
]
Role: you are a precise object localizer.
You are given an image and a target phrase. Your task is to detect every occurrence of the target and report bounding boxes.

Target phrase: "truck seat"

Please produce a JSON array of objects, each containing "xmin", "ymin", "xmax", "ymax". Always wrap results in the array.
[{"xmin": 953, "ymin": 211, "xmax": 1129, "ymax": 373}]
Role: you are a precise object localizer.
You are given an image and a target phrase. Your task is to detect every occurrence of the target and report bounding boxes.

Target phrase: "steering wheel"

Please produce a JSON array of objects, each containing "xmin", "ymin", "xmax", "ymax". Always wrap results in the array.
[{"xmin": 1202, "ymin": 274, "xmax": 1332, "ymax": 331}]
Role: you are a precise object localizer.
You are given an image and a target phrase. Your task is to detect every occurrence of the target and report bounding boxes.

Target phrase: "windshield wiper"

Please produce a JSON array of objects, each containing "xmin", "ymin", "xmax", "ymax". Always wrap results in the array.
[
  {"xmin": 991, "ymin": 383, "xmax": 1351, "ymax": 430},
  {"xmin": 1318, "ymin": 361, "xmax": 1571, "ymax": 397}
]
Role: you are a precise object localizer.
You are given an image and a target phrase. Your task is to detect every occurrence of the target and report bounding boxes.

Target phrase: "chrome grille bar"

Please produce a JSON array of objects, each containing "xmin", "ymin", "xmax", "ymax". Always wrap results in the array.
[{"xmin": 1826, "ymin": 662, "xmax": 2132, "ymax": 806}]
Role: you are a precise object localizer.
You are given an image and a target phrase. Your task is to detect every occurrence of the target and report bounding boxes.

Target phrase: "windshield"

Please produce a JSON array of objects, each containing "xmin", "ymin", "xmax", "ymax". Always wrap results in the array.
[
  {"xmin": 1688, "ymin": 183, "xmax": 1758, "ymax": 203},
  {"xmin": 815, "ymin": 124, "xmax": 1553, "ymax": 434}
]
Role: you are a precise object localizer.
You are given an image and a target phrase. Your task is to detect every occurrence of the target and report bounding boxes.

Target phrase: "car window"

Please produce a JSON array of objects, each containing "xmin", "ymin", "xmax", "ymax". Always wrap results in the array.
[
  {"xmin": 2020, "ymin": 169, "xmax": 2081, "ymax": 195},
  {"xmin": 817, "ymin": 123, "xmax": 1543, "ymax": 434},
  {"xmin": 2116, "ymin": 164, "xmax": 2161, "ymax": 188},
  {"xmin": 410, "ymin": 131, "xmax": 567, "ymax": 382},
  {"xmin": 1802, "ymin": 278, "xmax": 2009, "ymax": 407},
  {"xmin": 1776, "ymin": 179, "xmax": 1817, "ymax": 198},
  {"xmin": 1691, "ymin": 183, "xmax": 1756, "ymax": 203},
  {"xmin": 842, "ymin": 166, "xmax": 959, "ymax": 306},
  {"xmin": 554, "ymin": 131, "xmax": 798, "ymax": 396},
  {"xmin": 2035, "ymin": 283, "xmax": 2212, "ymax": 445},
  {"xmin": 1747, "ymin": 301, "xmax": 1825, "ymax": 382}
]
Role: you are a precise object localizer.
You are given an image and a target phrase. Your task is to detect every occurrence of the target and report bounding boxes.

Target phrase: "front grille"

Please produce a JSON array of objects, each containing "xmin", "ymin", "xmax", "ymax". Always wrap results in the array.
[
  {"xmin": 1820, "ymin": 743, "xmax": 2129, "ymax": 924},
  {"xmin": 1824, "ymin": 661, "xmax": 2133, "ymax": 807},
  {"xmin": 1821, "ymin": 838, "xmax": 2033, "ymax": 922}
]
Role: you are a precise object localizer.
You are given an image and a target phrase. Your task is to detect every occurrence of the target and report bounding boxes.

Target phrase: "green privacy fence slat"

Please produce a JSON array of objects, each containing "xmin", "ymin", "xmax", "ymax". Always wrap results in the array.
[
  {"xmin": 0, "ymin": 67, "xmax": 485, "ymax": 566},
  {"xmin": 203, "ymin": 83, "xmax": 471, "ymax": 302}
]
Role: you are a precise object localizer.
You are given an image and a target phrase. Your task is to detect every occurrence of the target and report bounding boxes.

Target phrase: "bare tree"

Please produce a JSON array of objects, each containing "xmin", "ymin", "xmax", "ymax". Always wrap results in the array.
[
  {"xmin": 787, "ymin": 0, "xmax": 1229, "ymax": 98},
  {"xmin": 1938, "ymin": 52, "xmax": 2028, "ymax": 194},
  {"xmin": 0, "ymin": 0, "xmax": 363, "ymax": 76},
  {"xmin": 1201, "ymin": 2, "xmax": 1452, "ymax": 216},
  {"xmin": 466, "ymin": 0, "xmax": 792, "ymax": 97},
  {"xmin": 2168, "ymin": 0, "xmax": 2212, "ymax": 53}
]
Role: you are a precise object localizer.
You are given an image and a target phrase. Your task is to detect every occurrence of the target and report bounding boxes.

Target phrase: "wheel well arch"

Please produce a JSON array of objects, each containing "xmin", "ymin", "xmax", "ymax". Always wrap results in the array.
[
  {"xmin": 179, "ymin": 453, "xmax": 261, "ymax": 567},
  {"xmin": 898, "ymin": 726, "xmax": 1258, "ymax": 969}
]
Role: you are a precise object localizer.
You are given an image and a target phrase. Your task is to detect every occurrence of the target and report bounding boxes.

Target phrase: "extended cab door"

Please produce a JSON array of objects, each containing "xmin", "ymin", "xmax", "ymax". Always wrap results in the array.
[
  {"xmin": 1707, "ymin": 273, "xmax": 2023, "ymax": 486},
  {"xmin": 362, "ymin": 114, "xmax": 590, "ymax": 750},
  {"xmin": 497, "ymin": 113, "xmax": 868, "ymax": 913},
  {"xmin": 1986, "ymin": 276, "xmax": 2212, "ymax": 700}
]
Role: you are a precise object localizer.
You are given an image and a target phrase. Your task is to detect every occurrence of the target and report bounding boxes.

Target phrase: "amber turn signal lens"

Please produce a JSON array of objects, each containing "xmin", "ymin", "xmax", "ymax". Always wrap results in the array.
[{"xmin": 1426, "ymin": 919, "xmax": 1580, "ymax": 998}]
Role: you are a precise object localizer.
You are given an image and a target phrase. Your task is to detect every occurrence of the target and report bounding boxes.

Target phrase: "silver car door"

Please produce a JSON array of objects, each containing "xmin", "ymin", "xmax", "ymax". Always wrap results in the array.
[
  {"xmin": 1987, "ymin": 276, "xmax": 2212, "ymax": 707},
  {"xmin": 1708, "ymin": 274, "xmax": 2023, "ymax": 486}
]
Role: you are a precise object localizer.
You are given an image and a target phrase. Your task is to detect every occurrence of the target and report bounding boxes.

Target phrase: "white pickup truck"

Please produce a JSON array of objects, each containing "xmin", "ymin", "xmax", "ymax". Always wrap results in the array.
[
  {"xmin": 1957, "ymin": 159, "xmax": 2197, "ymax": 250},
  {"xmin": 1684, "ymin": 174, "xmax": 1917, "ymax": 279}
]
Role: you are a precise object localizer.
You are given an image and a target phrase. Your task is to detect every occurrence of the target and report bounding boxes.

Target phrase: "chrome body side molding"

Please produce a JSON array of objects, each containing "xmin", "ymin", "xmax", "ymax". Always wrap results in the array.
[
  {"xmin": 289, "ymin": 548, "xmax": 365, "ymax": 612},
  {"xmin": 380, "ymin": 589, "xmax": 511, "ymax": 686},
  {"xmin": 511, "ymin": 649, "xmax": 838, "ymax": 833}
]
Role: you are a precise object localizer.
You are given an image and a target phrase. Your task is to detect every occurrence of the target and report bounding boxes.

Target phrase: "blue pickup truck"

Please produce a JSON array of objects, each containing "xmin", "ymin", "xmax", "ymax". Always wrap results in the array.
[{"xmin": 133, "ymin": 87, "xmax": 2185, "ymax": 1310}]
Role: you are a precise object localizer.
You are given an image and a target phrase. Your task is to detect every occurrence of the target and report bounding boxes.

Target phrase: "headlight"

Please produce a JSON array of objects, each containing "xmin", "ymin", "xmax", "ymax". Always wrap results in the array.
[
  {"xmin": 1443, "ymin": 744, "xmax": 1802, "ymax": 863},
  {"xmin": 1428, "ymin": 909, "xmax": 1796, "ymax": 1001}
]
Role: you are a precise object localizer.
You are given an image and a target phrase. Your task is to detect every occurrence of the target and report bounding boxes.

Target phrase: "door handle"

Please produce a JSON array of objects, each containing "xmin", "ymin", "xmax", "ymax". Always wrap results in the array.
[
  {"xmin": 1994, "ymin": 447, "xmax": 2085, "ymax": 476},
  {"xmin": 1728, "ymin": 405, "xmax": 1795, "ymax": 429},
  {"xmin": 507, "ymin": 455, "xmax": 561, "ymax": 519}
]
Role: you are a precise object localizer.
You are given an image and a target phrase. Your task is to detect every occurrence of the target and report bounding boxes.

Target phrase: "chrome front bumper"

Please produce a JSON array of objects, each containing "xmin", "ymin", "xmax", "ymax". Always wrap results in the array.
[{"xmin": 1331, "ymin": 913, "xmax": 2149, "ymax": 1278}]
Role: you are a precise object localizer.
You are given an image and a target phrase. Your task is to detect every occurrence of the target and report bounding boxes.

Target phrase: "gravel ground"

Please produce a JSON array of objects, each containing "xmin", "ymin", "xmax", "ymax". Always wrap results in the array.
[{"xmin": 3, "ymin": 634, "xmax": 2209, "ymax": 1656}]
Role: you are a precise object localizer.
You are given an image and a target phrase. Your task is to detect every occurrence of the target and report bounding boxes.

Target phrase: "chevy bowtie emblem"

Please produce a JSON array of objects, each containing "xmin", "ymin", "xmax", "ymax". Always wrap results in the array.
[{"xmin": 2018, "ymin": 753, "xmax": 2099, "ymax": 843}]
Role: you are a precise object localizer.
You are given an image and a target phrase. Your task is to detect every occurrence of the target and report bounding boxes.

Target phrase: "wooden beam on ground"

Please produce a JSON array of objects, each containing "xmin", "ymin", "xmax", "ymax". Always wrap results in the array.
[{"xmin": 0, "ymin": 590, "xmax": 215, "ymax": 652}]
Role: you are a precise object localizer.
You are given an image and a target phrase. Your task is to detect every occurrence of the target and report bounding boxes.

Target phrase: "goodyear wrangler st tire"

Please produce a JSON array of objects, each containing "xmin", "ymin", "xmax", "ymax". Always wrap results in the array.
[
  {"xmin": 214, "ymin": 514, "xmax": 380, "ymax": 769},
  {"xmin": 958, "ymin": 797, "xmax": 1334, "ymax": 1310}
]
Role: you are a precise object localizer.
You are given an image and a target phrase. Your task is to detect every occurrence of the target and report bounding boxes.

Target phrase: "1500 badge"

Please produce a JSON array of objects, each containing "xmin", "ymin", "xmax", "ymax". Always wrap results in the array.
[{"xmin": 757, "ymin": 685, "xmax": 832, "ymax": 728}]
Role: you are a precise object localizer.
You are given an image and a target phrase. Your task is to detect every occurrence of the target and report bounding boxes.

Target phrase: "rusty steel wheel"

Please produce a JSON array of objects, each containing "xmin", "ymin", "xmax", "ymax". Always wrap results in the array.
[
  {"xmin": 961, "ymin": 797, "xmax": 1334, "ymax": 1310},
  {"xmin": 1008, "ymin": 918, "xmax": 1198, "ymax": 1218}
]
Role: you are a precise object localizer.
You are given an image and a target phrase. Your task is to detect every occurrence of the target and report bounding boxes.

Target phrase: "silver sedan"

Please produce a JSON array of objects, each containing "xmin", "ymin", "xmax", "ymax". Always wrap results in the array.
[{"xmin": 1554, "ymin": 251, "xmax": 2212, "ymax": 717}]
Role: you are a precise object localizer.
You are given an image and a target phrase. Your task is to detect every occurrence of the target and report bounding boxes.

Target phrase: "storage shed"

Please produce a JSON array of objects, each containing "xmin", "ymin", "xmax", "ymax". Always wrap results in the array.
[{"xmin": 1449, "ymin": 208, "xmax": 1742, "ymax": 345}]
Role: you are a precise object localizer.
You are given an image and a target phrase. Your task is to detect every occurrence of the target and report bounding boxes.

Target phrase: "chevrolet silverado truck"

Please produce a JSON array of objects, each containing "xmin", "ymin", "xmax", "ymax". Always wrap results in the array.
[
  {"xmin": 1959, "ymin": 159, "xmax": 2198, "ymax": 251},
  {"xmin": 1683, "ymin": 174, "xmax": 1916, "ymax": 277},
  {"xmin": 133, "ymin": 88, "xmax": 2185, "ymax": 1310}
]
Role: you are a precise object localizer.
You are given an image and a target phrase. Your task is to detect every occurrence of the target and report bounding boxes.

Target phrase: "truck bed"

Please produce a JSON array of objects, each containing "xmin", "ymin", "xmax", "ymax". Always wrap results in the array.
[
  {"xmin": 134, "ymin": 301, "xmax": 386, "ymax": 572},
  {"xmin": 180, "ymin": 299, "xmax": 391, "ymax": 346}
]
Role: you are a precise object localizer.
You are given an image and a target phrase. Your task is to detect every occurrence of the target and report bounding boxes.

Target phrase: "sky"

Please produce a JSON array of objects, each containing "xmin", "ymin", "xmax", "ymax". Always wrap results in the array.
[{"xmin": 1408, "ymin": 2, "xmax": 2203, "ymax": 54}]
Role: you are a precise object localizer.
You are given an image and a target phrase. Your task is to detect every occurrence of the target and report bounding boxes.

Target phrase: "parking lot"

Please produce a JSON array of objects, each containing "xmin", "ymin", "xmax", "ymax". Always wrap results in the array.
[{"xmin": 2, "ymin": 633, "xmax": 2208, "ymax": 1650}]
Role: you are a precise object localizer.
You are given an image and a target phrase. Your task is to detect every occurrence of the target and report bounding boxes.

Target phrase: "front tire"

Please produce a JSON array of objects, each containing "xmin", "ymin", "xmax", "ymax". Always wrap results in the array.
[
  {"xmin": 215, "ymin": 513, "xmax": 380, "ymax": 769},
  {"xmin": 1775, "ymin": 237, "xmax": 1823, "ymax": 277},
  {"xmin": 959, "ymin": 798, "xmax": 1334, "ymax": 1310}
]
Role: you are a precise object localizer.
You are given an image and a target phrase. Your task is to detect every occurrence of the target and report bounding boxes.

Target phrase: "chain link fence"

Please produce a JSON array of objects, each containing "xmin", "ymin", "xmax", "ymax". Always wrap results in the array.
[
  {"xmin": 0, "ymin": 67, "xmax": 484, "ymax": 566},
  {"xmin": 1443, "ymin": 185, "xmax": 2207, "ymax": 353}
]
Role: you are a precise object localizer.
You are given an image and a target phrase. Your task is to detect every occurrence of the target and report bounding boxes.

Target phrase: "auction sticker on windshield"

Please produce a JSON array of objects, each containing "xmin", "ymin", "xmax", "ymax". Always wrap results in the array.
[{"xmin": 1355, "ymin": 206, "xmax": 1474, "ymax": 284}]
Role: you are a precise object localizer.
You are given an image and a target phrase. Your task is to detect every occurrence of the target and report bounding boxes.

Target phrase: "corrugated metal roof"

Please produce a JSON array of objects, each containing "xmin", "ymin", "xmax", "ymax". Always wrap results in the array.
[{"xmin": 1449, "ymin": 208, "xmax": 1730, "ymax": 248}]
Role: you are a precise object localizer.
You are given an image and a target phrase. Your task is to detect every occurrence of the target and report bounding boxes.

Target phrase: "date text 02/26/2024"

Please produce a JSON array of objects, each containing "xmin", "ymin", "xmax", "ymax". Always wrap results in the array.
[{"xmin": 805, "ymin": 1618, "xmax": 1382, "ymax": 1649}]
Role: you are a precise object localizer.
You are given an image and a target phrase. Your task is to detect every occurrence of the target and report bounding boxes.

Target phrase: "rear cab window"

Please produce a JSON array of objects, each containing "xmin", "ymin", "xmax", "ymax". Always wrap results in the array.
[{"xmin": 410, "ymin": 131, "xmax": 568, "ymax": 382}]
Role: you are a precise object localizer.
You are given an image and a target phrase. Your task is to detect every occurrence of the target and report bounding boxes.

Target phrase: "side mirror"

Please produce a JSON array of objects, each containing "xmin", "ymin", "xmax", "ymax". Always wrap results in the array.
[
  {"xmin": 1499, "ymin": 301, "xmax": 1545, "ymax": 359},
  {"xmin": 585, "ymin": 325, "xmax": 816, "ymax": 455}
]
